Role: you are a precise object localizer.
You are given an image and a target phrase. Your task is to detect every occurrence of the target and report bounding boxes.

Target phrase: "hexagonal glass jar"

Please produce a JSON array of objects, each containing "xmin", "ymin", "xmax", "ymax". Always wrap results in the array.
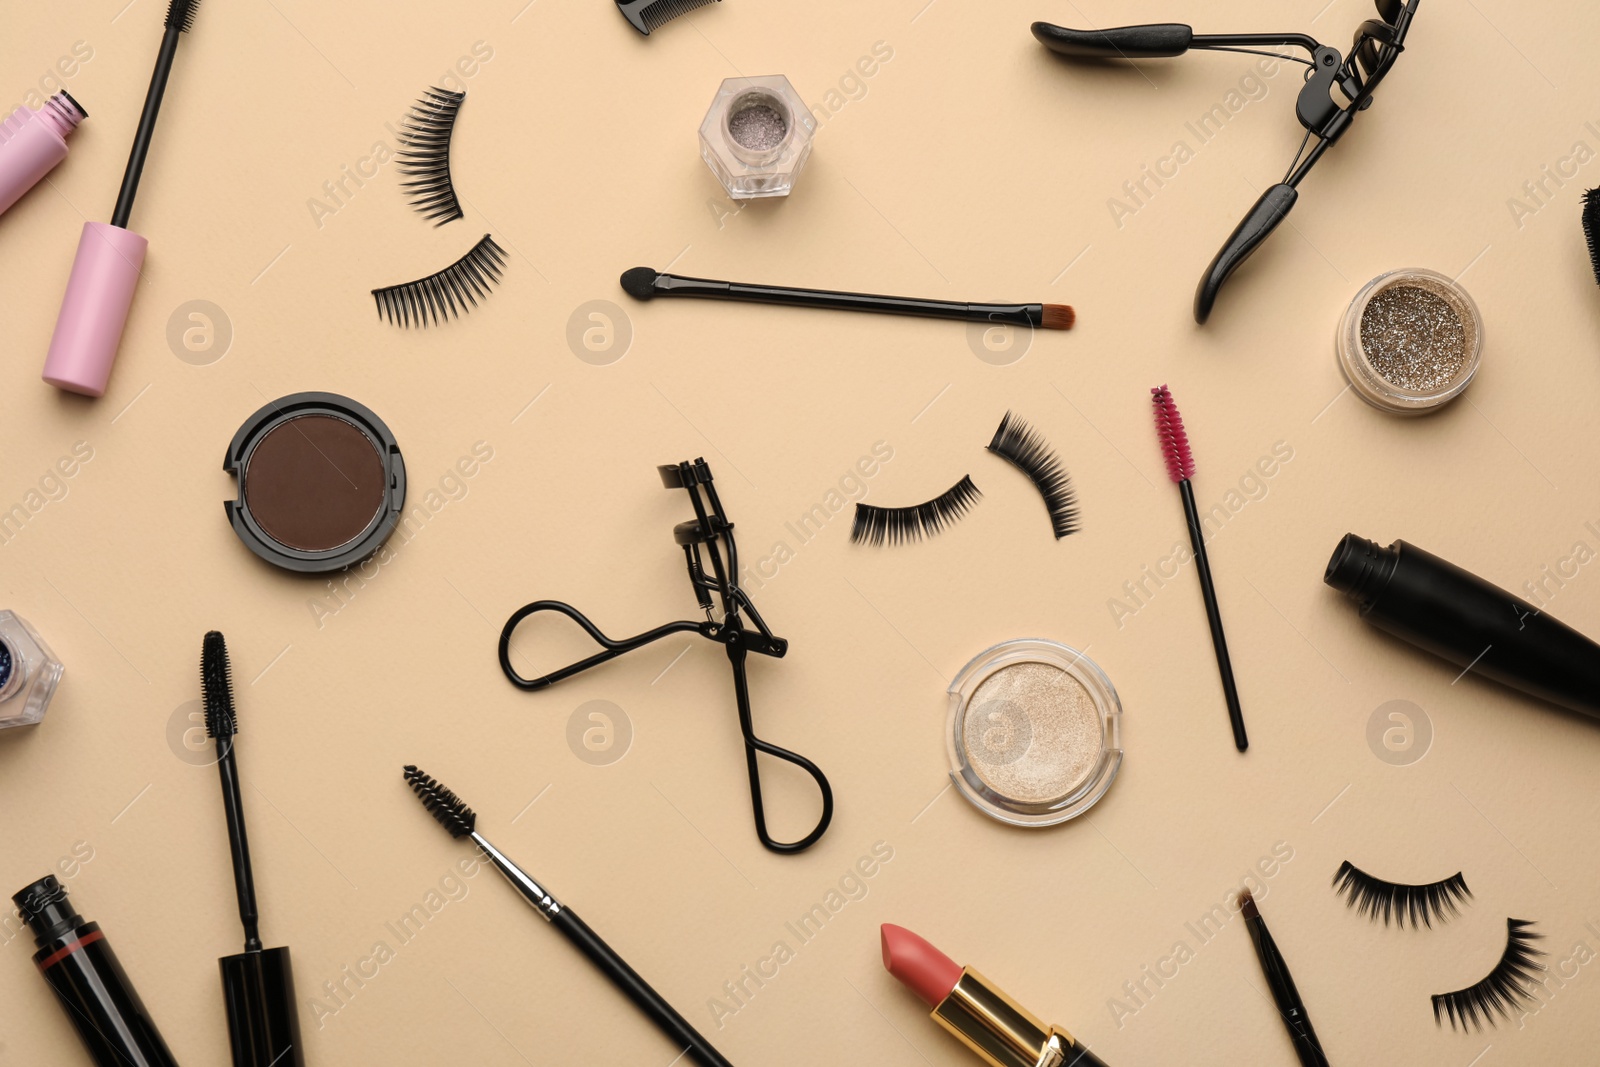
[
  {"xmin": 699, "ymin": 75, "xmax": 815, "ymax": 200},
  {"xmin": 0, "ymin": 611, "xmax": 62, "ymax": 730}
]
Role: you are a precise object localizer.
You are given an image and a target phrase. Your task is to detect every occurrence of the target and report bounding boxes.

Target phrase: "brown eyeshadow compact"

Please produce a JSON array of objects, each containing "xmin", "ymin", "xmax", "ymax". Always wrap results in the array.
[{"xmin": 224, "ymin": 393, "xmax": 406, "ymax": 573}]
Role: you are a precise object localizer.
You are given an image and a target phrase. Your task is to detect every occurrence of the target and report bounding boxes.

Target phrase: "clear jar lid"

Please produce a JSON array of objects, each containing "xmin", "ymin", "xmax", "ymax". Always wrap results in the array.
[{"xmin": 946, "ymin": 638, "xmax": 1122, "ymax": 827}]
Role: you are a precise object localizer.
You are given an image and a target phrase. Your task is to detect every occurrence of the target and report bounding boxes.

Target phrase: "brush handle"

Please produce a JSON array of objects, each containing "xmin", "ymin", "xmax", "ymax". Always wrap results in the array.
[
  {"xmin": 1180, "ymin": 481, "xmax": 1248, "ymax": 751},
  {"xmin": 1243, "ymin": 913, "xmax": 1328, "ymax": 1067},
  {"xmin": 652, "ymin": 272, "xmax": 1044, "ymax": 327},
  {"xmin": 551, "ymin": 906, "xmax": 736, "ymax": 1067},
  {"xmin": 112, "ymin": 24, "xmax": 182, "ymax": 227},
  {"xmin": 216, "ymin": 740, "xmax": 262, "ymax": 951},
  {"xmin": 471, "ymin": 831, "xmax": 735, "ymax": 1065}
]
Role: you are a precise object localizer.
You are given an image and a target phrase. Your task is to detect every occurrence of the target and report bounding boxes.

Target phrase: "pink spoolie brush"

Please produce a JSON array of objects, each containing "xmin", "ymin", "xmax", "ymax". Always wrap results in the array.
[{"xmin": 1152, "ymin": 385, "xmax": 1248, "ymax": 752}]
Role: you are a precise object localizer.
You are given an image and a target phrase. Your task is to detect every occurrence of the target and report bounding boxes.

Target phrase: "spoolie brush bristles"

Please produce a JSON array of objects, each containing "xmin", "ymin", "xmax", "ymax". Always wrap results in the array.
[
  {"xmin": 1582, "ymin": 189, "xmax": 1600, "ymax": 288},
  {"xmin": 200, "ymin": 630, "xmax": 236, "ymax": 739},
  {"xmin": 165, "ymin": 0, "xmax": 201, "ymax": 32},
  {"xmin": 403, "ymin": 765, "xmax": 477, "ymax": 839},
  {"xmin": 1151, "ymin": 385, "xmax": 1196, "ymax": 484},
  {"xmin": 1040, "ymin": 304, "xmax": 1075, "ymax": 330}
]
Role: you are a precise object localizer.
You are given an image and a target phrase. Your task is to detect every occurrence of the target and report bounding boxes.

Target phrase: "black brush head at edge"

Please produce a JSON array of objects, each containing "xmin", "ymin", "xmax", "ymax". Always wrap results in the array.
[
  {"xmin": 166, "ymin": 0, "xmax": 201, "ymax": 32},
  {"xmin": 200, "ymin": 630, "xmax": 236, "ymax": 738},
  {"xmin": 620, "ymin": 267, "xmax": 660, "ymax": 300},
  {"xmin": 1582, "ymin": 188, "xmax": 1600, "ymax": 287},
  {"xmin": 1239, "ymin": 890, "xmax": 1258, "ymax": 919},
  {"xmin": 403, "ymin": 765, "xmax": 477, "ymax": 839}
]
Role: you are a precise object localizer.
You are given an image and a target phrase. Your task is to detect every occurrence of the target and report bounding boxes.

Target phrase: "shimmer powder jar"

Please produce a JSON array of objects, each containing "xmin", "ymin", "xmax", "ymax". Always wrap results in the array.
[
  {"xmin": 947, "ymin": 639, "xmax": 1123, "ymax": 827},
  {"xmin": 224, "ymin": 393, "xmax": 406, "ymax": 573},
  {"xmin": 698, "ymin": 75, "xmax": 815, "ymax": 200},
  {"xmin": 1336, "ymin": 268, "xmax": 1484, "ymax": 415}
]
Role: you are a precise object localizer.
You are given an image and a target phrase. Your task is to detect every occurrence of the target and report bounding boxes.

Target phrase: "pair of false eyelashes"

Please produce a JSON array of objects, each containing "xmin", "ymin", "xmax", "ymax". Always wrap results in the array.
[
  {"xmin": 852, "ymin": 412, "xmax": 1079, "ymax": 546},
  {"xmin": 372, "ymin": 88, "xmax": 508, "ymax": 328},
  {"xmin": 1333, "ymin": 862, "xmax": 1546, "ymax": 1033}
]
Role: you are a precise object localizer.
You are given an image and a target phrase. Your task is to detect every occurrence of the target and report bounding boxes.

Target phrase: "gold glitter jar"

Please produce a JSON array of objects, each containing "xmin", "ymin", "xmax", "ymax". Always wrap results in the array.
[
  {"xmin": 946, "ymin": 639, "xmax": 1122, "ymax": 827},
  {"xmin": 1337, "ymin": 268, "xmax": 1484, "ymax": 415}
]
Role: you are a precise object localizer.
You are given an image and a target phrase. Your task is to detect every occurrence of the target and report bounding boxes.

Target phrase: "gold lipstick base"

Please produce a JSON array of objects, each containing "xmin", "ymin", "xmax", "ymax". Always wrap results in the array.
[{"xmin": 932, "ymin": 968, "xmax": 1087, "ymax": 1067}]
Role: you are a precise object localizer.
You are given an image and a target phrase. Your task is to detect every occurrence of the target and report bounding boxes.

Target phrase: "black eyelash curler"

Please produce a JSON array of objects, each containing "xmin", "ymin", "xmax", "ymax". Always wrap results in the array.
[
  {"xmin": 498, "ymin": 458, "xmax": 834, "ymax": 854},
  {"xmin": 1033, "ymin": 0, "xmax": 1421, "ymax": 324}
]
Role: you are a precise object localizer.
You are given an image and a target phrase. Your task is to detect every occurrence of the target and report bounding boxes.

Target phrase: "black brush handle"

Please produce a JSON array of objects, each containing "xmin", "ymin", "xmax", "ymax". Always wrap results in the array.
[
  {"xmin": 550, "ymin": 906, "xmax": 735, "ymax": 1067},
  {"xmin": 112, "ymin": 24, "xmax": 183, "ymax": 227},
  {"xmin": 1244, "ymin": 913, "xmax": 1329, "ymax": 1067},
  {"xmin": 1180, "ymin": 481, "xmax": 1247, "ymax": 751},
  {"xmin": 216, "ymin": 740, "xmax": 263, "ymax": 951},
  {"xmin": 652, "ymin": 272, "xmax": 1044, "ymax": 327}
]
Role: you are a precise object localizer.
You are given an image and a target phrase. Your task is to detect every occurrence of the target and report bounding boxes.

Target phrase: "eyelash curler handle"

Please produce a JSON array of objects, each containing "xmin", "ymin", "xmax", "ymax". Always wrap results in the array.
[
  {"xmin": 1031, "ymin": 22, "xmax": 1194, "ymax": 58},
  {"xmin": 1193, "ymin": 183, "xmax": 1298, "ymax": 325}
]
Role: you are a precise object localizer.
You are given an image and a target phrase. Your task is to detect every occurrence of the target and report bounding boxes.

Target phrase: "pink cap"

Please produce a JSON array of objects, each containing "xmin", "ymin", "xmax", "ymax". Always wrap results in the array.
[{"xmin": 43, "ymin": 222, "xmax": 147, "ymax": 397}]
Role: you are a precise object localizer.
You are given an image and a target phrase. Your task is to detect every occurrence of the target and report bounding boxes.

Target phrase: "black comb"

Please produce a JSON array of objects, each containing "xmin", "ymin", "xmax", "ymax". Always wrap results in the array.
[
  {"xmin": 403, "ymin": 765, "xmax": 477, "ymax": 838},
  {"xmin": 616, "ymin": 0, "xmax": 720, "ymax": 36},
  {"xmin": 166, "ymin": 0, "xmax": 201, "ymax": 32},
  {"xmin": 200, "ymin": 630, "xmax": 237, "ymax": 739}
]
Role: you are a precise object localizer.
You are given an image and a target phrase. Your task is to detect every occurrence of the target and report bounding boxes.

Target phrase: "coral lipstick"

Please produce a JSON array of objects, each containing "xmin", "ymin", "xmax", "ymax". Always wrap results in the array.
[{"xmin": 881, "ymin": 925, "xmax": 1109, "ymax": 1067}]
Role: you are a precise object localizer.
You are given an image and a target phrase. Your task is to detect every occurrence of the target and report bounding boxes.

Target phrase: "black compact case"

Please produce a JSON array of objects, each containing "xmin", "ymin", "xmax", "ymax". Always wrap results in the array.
[{"xmin": 224, "ymin": 392, "xmax": 406, "ymax": 574}]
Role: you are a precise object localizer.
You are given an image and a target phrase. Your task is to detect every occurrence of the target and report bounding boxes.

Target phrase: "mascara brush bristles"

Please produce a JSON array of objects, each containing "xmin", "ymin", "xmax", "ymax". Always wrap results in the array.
[
  {"xmin": 166, "ymin": 0, "xmax": 201, "ymax": 32},
  {"xmin": 1151, "ymin": 384, "xmax": 1196, "ymax": 484},
  {"xmin": 200, "ymin": 630, "xmax": 236, "ymax": 738},
  {"xmin": 1582, "ymin": 188, "xmax": 1600, "ymax": 288},
  {"xmin": 403, "ymin": 765, "xmax": 478, "ymax": 839}
]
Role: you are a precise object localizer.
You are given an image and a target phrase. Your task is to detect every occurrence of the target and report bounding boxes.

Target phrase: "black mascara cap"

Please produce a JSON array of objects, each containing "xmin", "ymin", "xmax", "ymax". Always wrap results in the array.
[{"xmin": 220, "ymin": 946, "xmax": 305, "ymax": 1067}]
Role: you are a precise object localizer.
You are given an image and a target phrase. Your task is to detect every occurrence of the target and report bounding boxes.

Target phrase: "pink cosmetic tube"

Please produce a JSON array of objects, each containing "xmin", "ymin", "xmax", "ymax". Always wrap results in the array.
[
  {"xmin": 42, "ymin": 222, "xmax": 147, "ymax": 397},
  {"xmin": 0, "ymin": 92, "xmax": 86, "ymax": 218}
]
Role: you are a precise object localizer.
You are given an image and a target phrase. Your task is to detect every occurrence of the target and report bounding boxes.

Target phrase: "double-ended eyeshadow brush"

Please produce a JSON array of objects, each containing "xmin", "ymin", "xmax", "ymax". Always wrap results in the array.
[
  {"xmin": 402, "ymin": 765, "xmax": 737, "ymax": 1067},
  {"xmin": 1151, "ymin": 386, "xmax": 1248, "ymax": 752},
  {"xmin": 43, "ymin": 0, "xmax": 204, "ymax": 397},
  {"xmin": 201, "ymin": 631, "xmax": 305, "ymax": 1066},
  {"xmin": 622, "ymin": 267, "xmax": 1075, "ymax": 331}
]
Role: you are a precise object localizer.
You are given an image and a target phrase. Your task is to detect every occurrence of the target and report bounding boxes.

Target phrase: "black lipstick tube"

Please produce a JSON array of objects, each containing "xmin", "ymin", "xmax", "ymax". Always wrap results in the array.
[
  {"xmin": 13, "ymin": 876, "xmax": 180, "ymax": 1067},
  {"xmin": 1325, "ymin": 534, "xmax": 1600, "ymax": 717}
]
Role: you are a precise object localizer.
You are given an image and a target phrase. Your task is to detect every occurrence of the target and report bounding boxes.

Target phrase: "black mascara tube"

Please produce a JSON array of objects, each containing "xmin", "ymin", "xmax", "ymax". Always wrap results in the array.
[
  {"xmin": 1325, "ymin": 535, "xmax": 1600, "ymax": 717},
  {"xmin": 13, "ymin": 876, "xmax": 180, "ymax": 1067}
]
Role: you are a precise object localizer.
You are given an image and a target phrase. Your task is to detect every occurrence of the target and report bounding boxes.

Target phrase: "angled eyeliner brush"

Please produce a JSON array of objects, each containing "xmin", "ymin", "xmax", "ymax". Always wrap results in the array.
[
  {"xmin": 1150, "ymin": 386, "xmax": 1248, "ymax": 752},
  {"xmin": 622, "ymin": 267, "xmax": 1075, "ymax": 330},
  {"xmin": 201, "ymin": 631, "xmax": 305, "ymax": 1066},
  {"xmin": 402, "ymin": 765, "xmax": 736, "ymax": 1067}
]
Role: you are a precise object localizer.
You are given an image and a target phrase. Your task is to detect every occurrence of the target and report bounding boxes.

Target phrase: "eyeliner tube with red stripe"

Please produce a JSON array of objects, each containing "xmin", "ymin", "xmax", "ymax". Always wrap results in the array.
[{"xmin": 13, "ymin": 876, "xmax": 180, "ymax": 1067}]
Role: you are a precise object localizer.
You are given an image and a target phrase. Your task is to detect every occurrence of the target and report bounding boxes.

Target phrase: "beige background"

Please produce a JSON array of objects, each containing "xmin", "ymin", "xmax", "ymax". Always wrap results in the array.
[{"xmin": 4, "ymin": 0, "xmax": 1599, "ymax": 1063}]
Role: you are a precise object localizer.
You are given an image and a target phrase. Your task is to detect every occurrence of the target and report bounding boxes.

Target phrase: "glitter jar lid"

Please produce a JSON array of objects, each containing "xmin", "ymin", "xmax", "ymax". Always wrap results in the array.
[
  {"xmin": 946, "ymin": 638, "xmax": 1123, "ymax": 828},
  {"xmin": 1336, "ymin": 268, "xmax": 1484, "ymax": 415}
]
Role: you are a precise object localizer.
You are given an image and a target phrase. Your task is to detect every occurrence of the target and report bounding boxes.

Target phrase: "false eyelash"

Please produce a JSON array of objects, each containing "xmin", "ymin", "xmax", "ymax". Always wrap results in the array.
[
  {"xmin": 852, "ymin": 476, "xmax": 981, "ymax": 547},
  {"xmin": 986, "ymin": 411, "xmax": 1079, "ymax": 539},
  {"xmin": 1432, "ymin": 919, "xmax": 1545, "ymax": 1032},
  {"xmin": 1332, "ymin": 861, "xmax": 1473, "ymax": 928},
  {"xmin": 397, "ymin": 87, "xmax": 466, "ymax": 225},
  {"xmin": 372, "ymin": 234, "xmax": 507, "ymax": 328}
]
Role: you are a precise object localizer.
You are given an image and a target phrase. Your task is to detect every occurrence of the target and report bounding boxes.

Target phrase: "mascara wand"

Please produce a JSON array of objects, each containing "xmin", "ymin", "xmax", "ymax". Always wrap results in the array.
[
  {"xmin": 403, "ymin": 765, "xmax": 737, "ymax": 1067},
  {"xmin": 201, "ymin": 631, "xmax": 305, "ymax": 1067},
  {"xmin": 1150, "ymin": 386, "xmax": 1248, "ymax": 751},
  {"xmin": 43, "ymin": 0, "xmax": 204, "ymax": 397}
]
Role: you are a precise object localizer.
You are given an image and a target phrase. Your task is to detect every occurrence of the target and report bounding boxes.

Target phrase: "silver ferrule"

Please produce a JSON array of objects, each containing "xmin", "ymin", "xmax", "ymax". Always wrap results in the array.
[{"xmin": 471, "ymin": 832, "xmax": 562, "ymax": 921}]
